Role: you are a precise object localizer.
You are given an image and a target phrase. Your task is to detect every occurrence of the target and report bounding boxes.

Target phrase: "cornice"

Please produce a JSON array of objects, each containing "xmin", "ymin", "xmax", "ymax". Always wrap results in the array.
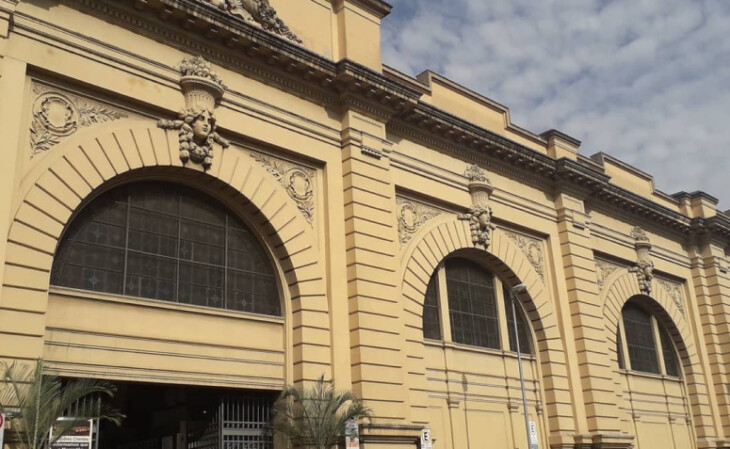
[
  {"xmin": 333, "ymin": 0, "xmax": 393, "ymax": 19},
  {"xmin": 391, "ymin": 105, "xmax": 730, "ymax": 244},
  {"xmin": 67, "ymin": 0, "xmax": 420, "ymax": 118},
  {"xmin": 60, "ymin": 0, "xmax": 730, "ymax": 245}
]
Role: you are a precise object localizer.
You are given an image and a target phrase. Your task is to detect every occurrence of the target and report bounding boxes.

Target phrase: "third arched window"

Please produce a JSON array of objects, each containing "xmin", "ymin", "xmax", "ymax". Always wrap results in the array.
[
  {"xmin": 422, "ymin": 257, "xmax": 532, "ymax": 355},
  {"xmin": 617, "ymin": 300, "xmax": 680, "ymax": 377}
]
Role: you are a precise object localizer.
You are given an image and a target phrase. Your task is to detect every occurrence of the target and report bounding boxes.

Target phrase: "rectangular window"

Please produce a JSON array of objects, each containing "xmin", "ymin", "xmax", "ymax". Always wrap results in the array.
[
  {"xmin": 446, "ymin": 259, "xmax": 500, "ymax": 350},
  {"xmin": 622, "ymin": 304, "xmax": 660, "ymax": 374}
]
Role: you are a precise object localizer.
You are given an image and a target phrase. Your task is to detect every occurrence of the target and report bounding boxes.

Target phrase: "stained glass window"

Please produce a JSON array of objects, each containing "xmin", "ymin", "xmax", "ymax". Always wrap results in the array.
[
  {"xmin": 503, "ymin": 284, "xmax": 532, "ymax": 354},
  {"xmin": 659, "ymin": 326, "xmax": 680, "ymax": 377},
  {"xmin": 445, "ymin": 258, "xmax": 500, "ymax": 349},
  {"xmin": 422, "ymin": 272, "xmax": 441, "ymax": 340},
  {"xmin": 51, "ymin": 182, "xmax": 280, "ymax": 316},
  {"xmin": 622, "ymin": 303, "xmax": 660, "ymax": 374}
]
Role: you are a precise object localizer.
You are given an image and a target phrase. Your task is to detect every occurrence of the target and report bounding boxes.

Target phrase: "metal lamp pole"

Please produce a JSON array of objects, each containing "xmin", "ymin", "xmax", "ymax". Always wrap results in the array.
[{"xmin": 510, "ymin": 283, "xmax": 533, "ymax": 449}]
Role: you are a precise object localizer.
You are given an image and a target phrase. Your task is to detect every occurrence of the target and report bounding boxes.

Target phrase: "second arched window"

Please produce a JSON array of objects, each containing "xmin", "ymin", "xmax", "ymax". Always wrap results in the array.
[{"xmin": 422, "ymin": 257, "xmax": 532, "ymax": 354}]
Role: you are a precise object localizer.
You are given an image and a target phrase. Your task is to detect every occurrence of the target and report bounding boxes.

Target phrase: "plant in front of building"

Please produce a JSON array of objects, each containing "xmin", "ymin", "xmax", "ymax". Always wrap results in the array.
[
  {"xmin": 0, "ymin": 359, "xmax": 123, "ymax": 449},
  {"xmin": 271, "ymin": 375, "xmax": 371, "ymax": 449}
]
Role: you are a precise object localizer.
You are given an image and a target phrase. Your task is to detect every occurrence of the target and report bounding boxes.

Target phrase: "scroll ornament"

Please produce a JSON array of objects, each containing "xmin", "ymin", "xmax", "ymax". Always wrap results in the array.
[
  {"xmin": 459, "ymin": 164, "xmax": 496, "ymax": 249},
  {"xmin": 629, "ymin": 226, "xmax": 654, "ymax": 295},
  {"xmin": 202, "ymin": 0, "xmax": 302, "ymax": 43},
  {"xmin": 158, "ymin": 56, "xmax": 229, "ymax": 170}
]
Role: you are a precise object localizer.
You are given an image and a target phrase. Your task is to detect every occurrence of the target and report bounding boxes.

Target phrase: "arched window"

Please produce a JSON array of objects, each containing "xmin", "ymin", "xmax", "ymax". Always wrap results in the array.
[
  {"xmin": 421, "ymin": 257, "xmax": 532, "ymax": 354},
  {"xmin": 51, "ymin": 182, "xmax": 280, "ymax": 316},
  {"xmin": 617, "ymin": 300, "xmax": 680, "ymax": 376}
]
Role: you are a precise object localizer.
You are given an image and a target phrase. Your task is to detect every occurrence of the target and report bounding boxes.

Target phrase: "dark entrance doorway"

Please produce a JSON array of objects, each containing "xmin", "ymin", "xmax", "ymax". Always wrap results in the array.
[{"xmin": 96, "ymin": 382, "xmax": 276, "ymax": 449}]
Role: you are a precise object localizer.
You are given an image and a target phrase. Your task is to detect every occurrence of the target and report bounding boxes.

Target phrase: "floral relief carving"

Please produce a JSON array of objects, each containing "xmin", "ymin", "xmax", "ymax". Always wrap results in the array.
[
  {"xmin": 251, "ymin": 152, "xmax": 315, "ymax": 225},
  {"xmin": 396, "ymin": 197, "xmax": 444, "ymax": 247},
  {"xmin": 200, "ymin": 0, "xmax": 302, "ymax": 43},
  {"xmin": 30, "ymin": 84, "xmax": 127, "ymax": 156},
  {"xmin": 657, "ymin": 278, "xmax": 684, "ymax": 314},
  {"xmin": 503, "ymin": 230, "xmax": 545, "ymax": 281},
  {"xmin": 595, "ymin": 258, "xmax": 625, "ymax": 291}
]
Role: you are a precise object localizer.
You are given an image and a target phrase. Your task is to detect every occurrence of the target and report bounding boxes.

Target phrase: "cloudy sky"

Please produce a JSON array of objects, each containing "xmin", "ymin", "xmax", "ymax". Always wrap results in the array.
[{"xmin": 382, "ymin": 0, "xmax": 730, "ymax": 209}]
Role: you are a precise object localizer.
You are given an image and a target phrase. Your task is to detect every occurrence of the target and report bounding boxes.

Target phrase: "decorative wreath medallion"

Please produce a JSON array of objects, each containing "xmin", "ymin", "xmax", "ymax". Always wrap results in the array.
[
  {"xmin": 286, "ymin": 168, "xmax": 313, "ymax": 202},
  {"xmin": 398, "ymin": 203, "xmax": 419, "ymax": 234},
  {"xmin": 33, "ymin": 93, "xmax": 78, "ymax": 136}
]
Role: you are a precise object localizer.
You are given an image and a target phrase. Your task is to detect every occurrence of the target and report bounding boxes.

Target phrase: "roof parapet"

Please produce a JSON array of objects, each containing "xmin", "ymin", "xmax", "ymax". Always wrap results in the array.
[
  {"xmin": 673, "ymin": 191, "xmax": 719, "ymax": 219},
  {"xmin": 541, "ymin": 129, "xmax": 581, "ymax": 160}
]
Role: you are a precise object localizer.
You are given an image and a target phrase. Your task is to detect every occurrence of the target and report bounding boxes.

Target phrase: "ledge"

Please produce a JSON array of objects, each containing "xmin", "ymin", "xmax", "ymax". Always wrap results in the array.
[{"xmin": 49, "ymin": 286, "xmax": 286, "ymax": 324}]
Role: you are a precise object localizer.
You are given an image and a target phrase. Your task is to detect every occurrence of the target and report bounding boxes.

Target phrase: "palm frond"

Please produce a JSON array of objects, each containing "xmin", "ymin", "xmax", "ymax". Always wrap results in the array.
[
  {"xmin": 272, "ymin": 374, "xmax": 371, "ymax": 449},
  {"xmin": 0, "ymin": 359, "xmax": 124, "ymax": 449}
]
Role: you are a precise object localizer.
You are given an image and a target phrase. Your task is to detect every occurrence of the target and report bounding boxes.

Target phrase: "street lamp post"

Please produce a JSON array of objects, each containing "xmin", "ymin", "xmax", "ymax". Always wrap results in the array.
[{"xmin": 510, "ymin": 283, "xmax": 533, "ymax": 449}]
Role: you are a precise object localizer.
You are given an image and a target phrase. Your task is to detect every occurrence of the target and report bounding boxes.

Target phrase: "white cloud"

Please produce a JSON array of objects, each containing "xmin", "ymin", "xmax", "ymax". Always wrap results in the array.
[{"xmin": 383, "ymin": 0, "xmax": 730, "ymax": 209}]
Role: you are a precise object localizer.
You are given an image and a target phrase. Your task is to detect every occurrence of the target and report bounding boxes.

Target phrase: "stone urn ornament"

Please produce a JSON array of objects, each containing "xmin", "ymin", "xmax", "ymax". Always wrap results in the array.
[
  {"xmin": 459, "ymin": 164, "xmax": 497, "ymax": 250},
  {"xmin": 158, "ymin": 56, "xmax": 230, "ymax": 170}
]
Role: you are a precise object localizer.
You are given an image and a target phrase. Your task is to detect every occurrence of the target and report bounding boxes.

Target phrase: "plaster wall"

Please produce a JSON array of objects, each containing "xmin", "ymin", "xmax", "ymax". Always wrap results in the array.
[{"xmin": 0, "ymin": 2, "xmax": 729, "ymax": 449}]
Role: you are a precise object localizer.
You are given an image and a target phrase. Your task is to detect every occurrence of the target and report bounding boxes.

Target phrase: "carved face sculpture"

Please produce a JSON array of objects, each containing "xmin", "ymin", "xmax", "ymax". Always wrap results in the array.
[
  {"xmin": 192, "ymin": 110, "xmax": 214, "ymax": 142},
  {"xmin": 477, "ymin": 210, "xmax": 491, "ymax": 227}
]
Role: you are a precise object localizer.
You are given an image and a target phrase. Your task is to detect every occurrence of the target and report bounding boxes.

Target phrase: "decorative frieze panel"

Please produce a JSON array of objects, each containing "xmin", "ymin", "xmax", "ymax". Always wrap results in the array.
[
  {"xmin": 657, "ymin": 278, "xmax": 685, "ymax": 314},
  {"xmin": 503, "ymin": 230, "xmax": 545, "ymax": 281},
  {"xmin": 251, "ymin": 152, "xmax": 315, "ymax": 225},
  {"xmin": 595, "ymin": 258, "xmax": 625, "ymax": 292},
  {"xmin": 396, "ymin": 197, "xmax": 445, "ymax": 247},
  {"xmin": 30, "ymin": 83, "xmax": 128, "ymax": 156}
]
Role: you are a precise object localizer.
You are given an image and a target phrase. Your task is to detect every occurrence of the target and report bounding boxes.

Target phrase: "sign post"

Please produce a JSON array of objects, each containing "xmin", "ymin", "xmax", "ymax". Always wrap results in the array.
[
  {"xmin": 0, "ymin": 412, "xmax": 6, "ymax": 449},
  {"xmin": 49, "ymin": 418, "xmax": 93, "ymax": 449}
]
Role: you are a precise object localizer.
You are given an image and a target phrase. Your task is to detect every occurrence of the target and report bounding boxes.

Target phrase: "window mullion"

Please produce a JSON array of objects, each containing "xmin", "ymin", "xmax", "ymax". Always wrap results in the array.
[
  {"xmin": 618, "ymin": 320, "xmax": 631, "ymax": 371},
  {"xmin": 224, "ymin": 214, "xmax": 229, "ymax": 310},
  {"xmin": 175, "ymin": 194, "xmax": 181, "ymax": 304},
  {"xmin": 494, "ymin": 278, "xmax": 509, "ymax": 351},
  {"xmin": 122, "ymin": 194, "xmax": 131, "ymax": 296},
  {"xmin": 437, "ymin": 264, "xmax": 452, "ymax": 343},
  {"xmin": 652, "ymin": 316, "xmax": 668, "ymax": 376}
]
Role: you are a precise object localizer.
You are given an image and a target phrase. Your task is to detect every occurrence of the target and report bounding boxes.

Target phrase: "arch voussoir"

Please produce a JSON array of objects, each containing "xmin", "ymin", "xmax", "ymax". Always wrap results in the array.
[
  {"xmin": 601, "ymin": 269, "xmax": 715, "ymax": 441},
  {"xmin": 4, "ymin": 125, "xmax": 329, "ymax": 384},
  {"xmin": 398, "ymin": 218, "xmax": 572, "ymax": 435}
]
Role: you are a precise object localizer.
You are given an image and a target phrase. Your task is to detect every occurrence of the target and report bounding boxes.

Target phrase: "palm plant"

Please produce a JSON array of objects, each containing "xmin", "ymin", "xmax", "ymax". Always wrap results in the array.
[
  {"xmin": 271, "ymin": 375, "xmax": 371, "ymax": 449},
  {"xmin": 0, "ymin": 359, "xmax": 123, "ymax": 449}
]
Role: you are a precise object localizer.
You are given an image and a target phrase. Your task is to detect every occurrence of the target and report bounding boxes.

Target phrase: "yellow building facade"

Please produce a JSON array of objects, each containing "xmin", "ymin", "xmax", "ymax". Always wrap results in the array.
[{"xmin": 0, "ymin": 1, "xmax": 729, "ymax": 449}]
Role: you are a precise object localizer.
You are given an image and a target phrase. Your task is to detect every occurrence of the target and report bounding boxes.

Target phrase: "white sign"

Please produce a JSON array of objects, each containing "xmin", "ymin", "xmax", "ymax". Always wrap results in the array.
[
  {"xmin": 50, "ymin": 418, "xmax": 93, "ymax": 449},
  {"xmin": 0, "ymin": 412, "xmax": 6, "ymax": 449},
  {"xmin": 345, "ymin": 417, "xmax": 359, "ymax": 449},
  {"xmin": 421, "ymin": 428, "xmax": 432, "ymax": 449},
  {"xmin": 528, "ymin": 421, "xmax": 539, "ymax": 449}
]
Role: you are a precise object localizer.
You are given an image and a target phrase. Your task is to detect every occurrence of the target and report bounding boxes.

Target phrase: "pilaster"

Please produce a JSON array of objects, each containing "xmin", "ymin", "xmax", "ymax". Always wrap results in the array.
[
  {"xmin": 689, "ymin": 236, "xmax": 730, "ymax": 439},
  {"xmin": 0, "ymin": 56, "xmax": 47, "ymax": 362},
  {"xmin": 554, "ymin": 190, "xmax": 629, "ymax": 445},
  {"xmin": 340, "ymin": 109, "xmax": 410, "ymax": 423}
]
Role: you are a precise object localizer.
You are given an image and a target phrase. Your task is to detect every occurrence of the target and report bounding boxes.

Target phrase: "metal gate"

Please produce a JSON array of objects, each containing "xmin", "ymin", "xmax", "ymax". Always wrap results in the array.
[{"xmin": 189, "ymin": 397, "xmax": 273, "ymax": 449}]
